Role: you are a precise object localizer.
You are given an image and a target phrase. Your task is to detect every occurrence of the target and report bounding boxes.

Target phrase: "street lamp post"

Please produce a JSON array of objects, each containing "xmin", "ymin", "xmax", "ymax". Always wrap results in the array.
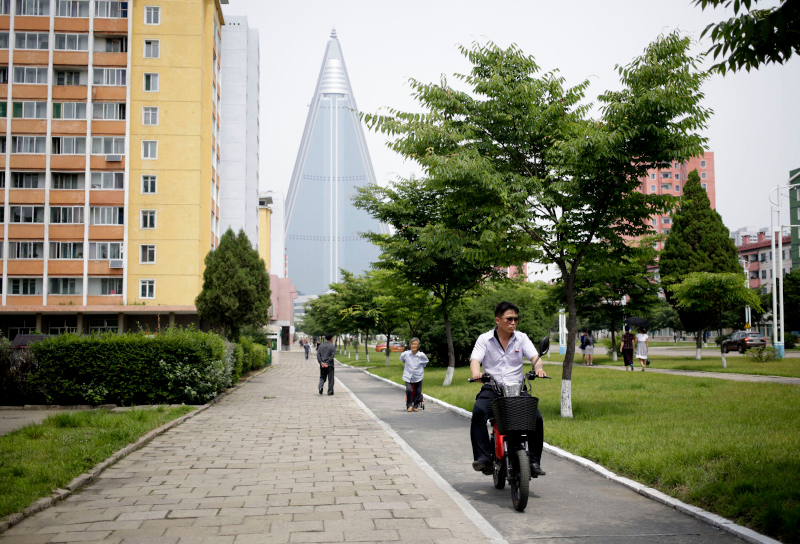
[{"xmin": 769, "ymin": 170, "xmax": 800, "ymax": 359}]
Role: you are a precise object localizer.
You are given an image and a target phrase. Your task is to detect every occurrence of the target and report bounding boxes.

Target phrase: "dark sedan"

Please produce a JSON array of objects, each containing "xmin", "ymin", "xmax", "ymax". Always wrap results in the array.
[{"xmin": 721, "ymin": 331, "xmax": 767, "ymax": 354}]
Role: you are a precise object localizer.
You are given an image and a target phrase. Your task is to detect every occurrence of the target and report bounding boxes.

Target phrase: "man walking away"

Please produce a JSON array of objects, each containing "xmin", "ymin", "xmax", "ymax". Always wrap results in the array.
[
  {"xmin": 317, "ymin": 333, "xmax": 336, "ymax": 395},
  {"xmin": 303, "ymin": 339, "xmax": 310, "ymax": 360}
]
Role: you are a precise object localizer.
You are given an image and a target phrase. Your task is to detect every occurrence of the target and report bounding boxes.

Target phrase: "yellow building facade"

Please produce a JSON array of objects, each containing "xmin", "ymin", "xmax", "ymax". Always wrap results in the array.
[
  {"xmin": 0, "ymin": 0, "xmax": 226, "ymax": 335},
  {"xmin": 258, "ymin": 193, "xmax": 270, "ymax": 271}
]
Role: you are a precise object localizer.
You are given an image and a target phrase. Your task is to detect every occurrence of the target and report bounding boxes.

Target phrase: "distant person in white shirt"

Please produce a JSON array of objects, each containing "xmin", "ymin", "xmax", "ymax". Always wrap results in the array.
[
  {"xmin": 400, "ymin": 337, "xmax": 428, "ymax": 412},
  {"xmin": 469, "ymin": 301, "xmax": 547, "ymax": 476},
  {"xmin": 634, "ymin": 328, "xmax": 649, "ymax": 371}
]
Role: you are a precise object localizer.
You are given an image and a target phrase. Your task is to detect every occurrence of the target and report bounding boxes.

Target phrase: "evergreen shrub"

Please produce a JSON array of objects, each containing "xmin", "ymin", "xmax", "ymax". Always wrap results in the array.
[{"xmin": 30, "ymin": 328, "xmax": 226, "ymax": 405}]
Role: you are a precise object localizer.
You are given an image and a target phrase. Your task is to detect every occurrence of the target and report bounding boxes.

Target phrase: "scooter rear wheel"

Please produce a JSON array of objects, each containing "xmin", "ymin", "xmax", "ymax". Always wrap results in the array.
[{"xmin": 510, "ymin": 449, "xmax": 530, "ymax": 512}]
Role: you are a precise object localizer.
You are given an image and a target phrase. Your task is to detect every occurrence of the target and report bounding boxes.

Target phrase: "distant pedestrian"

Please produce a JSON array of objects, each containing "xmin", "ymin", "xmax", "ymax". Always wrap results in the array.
[
  {"xmin": 303, "ymin": 339, "xmax": 310, "ymax": 360},
  {"xmin": 634, "ymin": 327, "xmax": 649, "ymax": 371},
  {"xmin": 401, "ymin": 337, "xmax": 428, "ymax": 412},
  {"xmin": 583, "ymin": 330, "xmax": 594, "ymax": 365},
  {"xmin": 621, "ymin": 326, "xmax": 635, "ymax": 371},
  {"xmin": 579, "ymin": 331, "xmax": 587, "ymax": 364},
  {"xmin": 317, "ymin": 333, "xmax": 336, "ymax": 395},
  {"xmin": 673, "ymin": 331, "xmax": 678, "ymax": 345}
]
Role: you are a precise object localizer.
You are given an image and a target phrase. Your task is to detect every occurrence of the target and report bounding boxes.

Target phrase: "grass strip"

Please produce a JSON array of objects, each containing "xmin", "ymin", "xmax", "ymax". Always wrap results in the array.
[
  {"xmin": 0, "ymin": 406, "xmax": 194, "ymax": 519},
  {"xmin": 346, "ymin": 357, "xmax": 800, "ymax": 543},
  {"xmin": 586, "ymin": 353, "xmax": 800, "ymax": 378}
]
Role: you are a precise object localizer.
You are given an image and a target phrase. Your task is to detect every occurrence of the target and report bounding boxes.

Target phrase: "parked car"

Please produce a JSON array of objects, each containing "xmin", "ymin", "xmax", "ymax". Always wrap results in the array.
[
  {"xmin": 376, "ymin": 341, "xmax": 405, "ymax": 353},
  {"xmin": 721, "ymin": 331, "xmax": 767, "ymax": 354}
]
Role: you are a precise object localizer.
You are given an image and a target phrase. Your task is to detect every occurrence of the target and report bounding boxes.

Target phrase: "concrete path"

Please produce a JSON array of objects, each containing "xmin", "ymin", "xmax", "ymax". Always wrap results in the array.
[
  {"xmin": 0, "ymin": 352, "xmax": 493, "ymax": 544},
  {"xmin": 0, "ymin": 410, "xmax": 70, "ymax": 437},
  {"xmin": 334, "ymin": 364, "xmax": 742, "ymax": 544}
]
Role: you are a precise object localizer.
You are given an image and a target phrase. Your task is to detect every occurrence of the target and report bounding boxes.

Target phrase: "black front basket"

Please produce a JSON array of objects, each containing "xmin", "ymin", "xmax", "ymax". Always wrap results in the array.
[{"xmin": 491, "ymin": 396, "xmax": 539, "ymax": 435}]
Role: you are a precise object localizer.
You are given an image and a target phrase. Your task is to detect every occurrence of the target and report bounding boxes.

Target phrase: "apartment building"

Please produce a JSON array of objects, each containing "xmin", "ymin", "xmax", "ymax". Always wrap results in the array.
[
  {"xmin": 0, "ymin": 0, "xmax": 226, "ymax": 337},
  {"xmin": 642, "ymin": 153, "xmax": 716, "ymax": 249},
  {"xmin": 732, "ymin": 226, "xmax": 793, "ymax": 292}
]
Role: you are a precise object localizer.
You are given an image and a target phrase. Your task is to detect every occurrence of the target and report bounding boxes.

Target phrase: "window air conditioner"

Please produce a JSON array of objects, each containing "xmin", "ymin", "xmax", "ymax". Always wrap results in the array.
[
  {"xmin": 105, "ymin": 154, "xmax": 122, "ymax": 162},
  {"xmin": 109, "ymin": 260, "xmax": 123, "ymax": 268}
]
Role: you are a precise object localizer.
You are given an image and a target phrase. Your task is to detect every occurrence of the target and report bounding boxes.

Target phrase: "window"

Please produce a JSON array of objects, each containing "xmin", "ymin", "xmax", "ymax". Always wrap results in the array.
[
  {"xmin": 650, "ymin": 185, "xmax": 656, "ymax": 192},
  {"xmin": 14, "ymin": 66, "xmax": 47, "ymax": 84},
  {"xmin": 140, "ymin": 244, "xmax": 155, "ymax": 263},
  {"xmin": 51, "ymin": 137, "xmax": 86, "ymax": 155},
  {"xmin": 651, "ymin": 218, "xmax": 657, "ymax": 226},
  {"xmin": 54, "ymin": 33, "xmax": 89, "ymax": 51},
  {"xmin": 144, "ymin": 5, "xmax": 159, "ymax": 24},
  {"xmin": 143, "ymin": 39, "xmax": 159, "ymax": 58},
  {"xmin": 143, "ymin": 72, "xmax": 159, "ymax": 91},
  {"xmin": 663, "ymin": 217, "xmax": 671, "ymax": 224},
  {"xmin": 52, "ymin": 173, "xmax": 83, "ymax": 189},
  {"xmin": 88, "ymin": 241, "xmax": 122, "ymax": 259},
  {"xmin": 701, "ymin": 160, "xmax": 706, "ymax": 167},
  {"xmin": 94, "ymin": 0, "xmax": 127, "ymax": 18},
  {"xmin": 12, "ymin": 101, "xmax": 47, "ymax": 119},
  {"xmin": 674, "ymin": 173, "xmax": 680, "ymax": 179},
  {"xmin": 90, "ymin": 171, "xmax": 123, "ymax": 189},
  {"xmin": 661, "ymin": 184, "xmax": 671, "ymax": 191},
  {"xmin": 140, "ymin": 279, "xmax": 155, "ymax": 299},
  {"xmin": 50, "ymin": 206, "xmax": 84, "ymax": 224},
  {"xmin": 661, "ymin": 172, "xmax": 671, "ymax": 179},
  {"xmin": 12, "ymin": 136, "xmax": 46, "ymax": 154},
  {"xmin": 675, "ymin": 185, "xmax": 680, "ymax": 192},
  {"xmin": 10, "ymin": 206, "xmax": 45, "ymax": 223},
  {"xmin": 49, "ymin": 241, "xmax": 83, "ymax": 259},
  {"xmin": 98, "ymin": 36, "xmax": 127, "ymax": 52},
  {"xmin": 141, "ymin": 175, "xmax": 156, "ymax": 194},
  {"xmin": 49, "ymin": 319, "xmax": 77, "ymax": 334},
  {"xmin": 649, "ymin": 173, "xmax": 655, "ymax": 180},
  {"xmin": 750, "ymin": 271, "xmax": 759, "ymax": 280},
  {"xmin": 12, "ymin": 172, "xmax": 43, "ymax": 188},
  {"xmin": 49, "ymin": 278, "xmax": 81, "ymax": 295},
  {"xmin": 760, "ymin": 253, "xmax": 766, "ymax": 262},
  {"xmin": 55, "ymin": 70, "xmax": 82, "ymax": 86},
  {"xmin": 53, "ymin": 102, "xmax": 87, "ymax": 119},
  {"xmin": 88, "ymin": 277, "xmax": 122, "ymax": 295},
  {"xmin": 9, "ymin": 241, "xmax": 44, "ymax": 259},
  {"xmin": 662, "ymin": 228, "xmax": 671, "ymax": 234},
  {"xmin": 142, "ymin": 140, "xmax": 157, "ymax": 159},
  {"xmin": 14, "ymin": 32, "xmax": 48, "ymax": 50},
  {"xmin": 674, "ymin": 162, "xmax": 680, "ymax": 169},
  {"xmin": 89, "ymin": 206, "xmax": 124, "ymax": 225},
  {"xmin": 92, "ymin": 102, "xmax": 125, "ymax": 120},
  {"xmin": 0, "ymin": 67, "xmax": 8, "ymax": 83},
  {"xmin": 762, "ymin": 270, "xmax": 767, "ymax": 280},
  {"xmin": 140, "ymin": 209, "xmax": 156, "ymax": 229},
  {"xmin": 0, "ymin": 171, "xmax": 4, "ymax": 187},
  {"xmin": 16, "ymin": 0, "xmax": 50, "ymax": 15},
  {"xmin": 56, "ymin": 0, "xmax": 89, "ymax": 17},
  {"xmin": 142, "ymin": 106, "xmax": 158, "ymax": 125},
  {"xmin": 0, "ymin": 33, "xmax": 7, "ymax": 49},
  {"xmin": 10, "ymin": 278, "xmax": 42, "ymax": 295},
  {"xmin": 701, "ymin": 172, "xmax": 707, "ymax": 179},
  {"xmin": 91, "ymin": 136, "xmax": 125, "ymax": 155},
  {"xmin": 702, "ymin": 183, "xmax": 708, "ymax": 190},
  {"xmin": 93, "ymin": 68, "xmax": 126, "ymax": 86}
]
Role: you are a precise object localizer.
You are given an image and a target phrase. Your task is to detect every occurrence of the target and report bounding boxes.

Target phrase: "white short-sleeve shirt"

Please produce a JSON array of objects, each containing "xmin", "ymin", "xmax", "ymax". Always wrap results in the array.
[{"xmin": 470, "ymin": 328, "xmax": 538, "ymax": 385}]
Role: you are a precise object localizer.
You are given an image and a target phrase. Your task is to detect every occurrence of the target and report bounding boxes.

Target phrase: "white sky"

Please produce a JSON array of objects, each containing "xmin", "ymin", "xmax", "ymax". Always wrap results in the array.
[{"xmin": 223, "ymin": 0, "xmax": 799, "ymax": 240}]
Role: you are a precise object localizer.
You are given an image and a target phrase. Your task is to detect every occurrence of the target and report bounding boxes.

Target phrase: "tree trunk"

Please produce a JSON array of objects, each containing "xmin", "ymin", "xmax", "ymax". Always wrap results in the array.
[
  {"xmin": 561, "ymin": 276, "xmax": 577, "ymax": 418},
  {"xmin": 694, "ymin": 330, "xmax": 703, "ymax": 360},
  {"xmin": 610, "ymin": 327, "xmax": 618, "ymax": 362},
  {"xmin": 365, "ymin": 330, "xmax": 370, "ymax": 363},
  {"xmin": 442, "ymin": 309, "xmax": 456, "ymax": 386}
]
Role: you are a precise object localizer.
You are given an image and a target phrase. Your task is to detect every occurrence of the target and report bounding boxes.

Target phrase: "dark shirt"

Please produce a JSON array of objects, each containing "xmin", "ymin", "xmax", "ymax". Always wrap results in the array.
[{"xmin": 317, "ymin": 341, "xmax": 336, "ymax": 366}]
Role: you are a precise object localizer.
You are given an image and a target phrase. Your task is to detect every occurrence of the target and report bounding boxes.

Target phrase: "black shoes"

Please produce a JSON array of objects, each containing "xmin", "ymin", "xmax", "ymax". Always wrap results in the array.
[
  {"xmin": 319, "ymin": 387, "xmax": 323, "ymax": 395},
  {"xmin": 531, "ymin": 462, "xmax": 546, "ymax": 477},
  {"xmin": 472, "ymin": 457, "xmax": 491, "ymax": 473},
  {"xmin": 328, "ymin": 392, "xmax": 334, "ymax": 395}
]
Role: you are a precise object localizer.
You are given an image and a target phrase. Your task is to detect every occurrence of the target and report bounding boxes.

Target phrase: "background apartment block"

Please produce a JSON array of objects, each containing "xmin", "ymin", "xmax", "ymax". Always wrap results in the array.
[
  {"xmin": 219, "ymin": 15, "xmax": 258, "ymax": 247},
  {"xmin": 731, "ymin": 226, "xmax": 792, "ymax": 292},
  {"xmin": 0, "ymin": 0, "xmax": 226, "ymax": 337}
]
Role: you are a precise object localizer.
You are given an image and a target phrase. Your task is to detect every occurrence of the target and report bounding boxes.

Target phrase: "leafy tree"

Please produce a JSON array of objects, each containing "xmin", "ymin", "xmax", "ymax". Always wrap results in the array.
[
  {"xmin": 647, "ymin": 298, "xmax": 685, "ymax": 336},
  {"xmin": 659, "ymin": 170, "xmax": 742, "ymax": 358},
  {"xmin": 669, "ymin": 272, "xmax": 762, "ymax": 366},
  {"xmin": 695, "ymin": 0, "xmax": 800, "ymax": 74},
  {"xmin": 364, "ymin": 33, "xmax": 710, "ymax": 416},
  {"xmin": 196, "ymin": 228, "xmax": 271, "ymax": 342},
  {"xmin": 354, "ymin": 177, "xmax": 515, "ymax": 384}
]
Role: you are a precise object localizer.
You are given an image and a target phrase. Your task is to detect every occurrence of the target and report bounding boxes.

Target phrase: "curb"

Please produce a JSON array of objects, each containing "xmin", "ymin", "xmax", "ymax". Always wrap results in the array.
[
  {"xmin": 337, "ymin": 361, "xmax": 780, "ymax": 544},
  {"xmin": 0, "ymin": 366, "xmax": 271, "ymax": 535}
]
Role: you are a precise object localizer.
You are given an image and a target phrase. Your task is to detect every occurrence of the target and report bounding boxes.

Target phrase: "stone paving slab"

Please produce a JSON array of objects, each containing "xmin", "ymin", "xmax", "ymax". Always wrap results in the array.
[{"xmin": 1, "ymin": 352, "xmax": 493, "ymax": 544}]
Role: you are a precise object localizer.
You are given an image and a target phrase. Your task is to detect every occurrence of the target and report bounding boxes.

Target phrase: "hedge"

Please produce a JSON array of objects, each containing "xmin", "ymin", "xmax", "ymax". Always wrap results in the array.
[{"xmin": 29, "ymin": 328, "xmax": 227, "ymax": 405}]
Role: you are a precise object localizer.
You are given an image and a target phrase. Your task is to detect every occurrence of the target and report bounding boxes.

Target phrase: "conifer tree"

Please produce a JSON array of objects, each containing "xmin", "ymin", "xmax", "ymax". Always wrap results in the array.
[
  {"xmin": 196, "ymin": 228, "xmax": 272, "ymax": 342},
  {"xmin": 659, "ymin": 169, "xmax": 741, "ymax": 357}
]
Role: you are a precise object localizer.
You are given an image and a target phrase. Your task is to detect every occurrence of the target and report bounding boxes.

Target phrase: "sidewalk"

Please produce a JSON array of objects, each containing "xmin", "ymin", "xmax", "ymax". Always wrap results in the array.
[{"xmin": 0, "ymin": 351, "xmax": 492, "ymax": 544}]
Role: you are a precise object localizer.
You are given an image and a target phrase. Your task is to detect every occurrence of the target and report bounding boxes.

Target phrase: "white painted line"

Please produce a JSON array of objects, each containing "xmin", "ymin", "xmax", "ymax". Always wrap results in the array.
[
  {"xmin": 335, "ymin": 376, "xmax": 509, "ymax": 544},
  {"xmin": 337, "ymin": 362, "xmax": 781, "ymax": 544}
]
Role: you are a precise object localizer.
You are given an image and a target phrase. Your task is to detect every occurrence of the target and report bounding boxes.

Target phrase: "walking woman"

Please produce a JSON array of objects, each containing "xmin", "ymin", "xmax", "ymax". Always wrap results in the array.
[
  {"xmin": 401, "ymin": 337, "xmax": 428, "ymax": 412},
  {"xmin": 634, "ymin": 327, "xmax": 649, "ymax": 371},
  {"xmin": 583, "ymin": 330, "xmax": 594, "ymax": 365},
  {"xmin": 621, "ymin": 325, "xmax": 635, "ymax": 371}
]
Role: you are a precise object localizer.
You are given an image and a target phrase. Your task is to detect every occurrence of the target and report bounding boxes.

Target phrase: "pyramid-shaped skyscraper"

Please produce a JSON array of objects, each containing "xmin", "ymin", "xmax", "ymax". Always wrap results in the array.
[{"xmin": 285, "ymin": 30, "xmax": 384, "ymax": 296}]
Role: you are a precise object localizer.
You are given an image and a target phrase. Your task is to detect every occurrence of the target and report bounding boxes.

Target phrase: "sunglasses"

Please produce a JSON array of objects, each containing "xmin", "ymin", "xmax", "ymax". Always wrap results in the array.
[{"xmin": 501, "ymin": 316, "xmax": 520, "ymax": 323}]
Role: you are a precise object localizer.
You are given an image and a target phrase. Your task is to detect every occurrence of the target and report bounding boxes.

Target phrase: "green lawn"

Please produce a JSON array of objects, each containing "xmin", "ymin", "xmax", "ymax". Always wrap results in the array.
[
  {"xmin": 343, "ymin": 356, "xmax": 800, "ymax": 543},
  {"xmin": 0, "ymin": 406, "xmax": 195, "ymax": 519},
  {"xmin": 585, "ymin": 354, "xmax": 800, "ymax": 378}
]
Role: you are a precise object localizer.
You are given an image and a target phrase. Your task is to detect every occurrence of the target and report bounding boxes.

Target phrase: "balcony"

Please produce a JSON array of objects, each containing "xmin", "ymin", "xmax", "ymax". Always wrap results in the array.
[
  {"xmin": 52, "ymin": 85, "xmax": 87, "ymax": 100},
  {"xmin": 10, "ymin": 119, "xmax": 46, "ymax": 133},
  {"xmin": 14, "ymin": 17, "xmax": 51, "ymax": 32},
  {"xmin": 8, "ymin": 224, "xmax": 44, "ymax": 238},
  {"xmin": 87, "ymin": 295, "xmax": 123, "ymax": 306},
  {"xmin": 90, "ymin": 155, "xmax": 125, "ymax": 170},
  {"xmin": 49, "ymin": 190, "xmax": 84, "ymax": 205},
  {"xmin": 6, "ymin": 295, "xmax": 44, "ymax": 306},
  {"xmin": 50, "ymin": 155, "xmax": 86, "ymax": 170},
  {"xmin": 12, "ymin": 51, "xmax": 49, "ymax": 65},
  {"xmin": 9, "ymin": 155, "xmax": 45, "ymax": 169},
  {"xmin": 91, "ymin": 120, "xmax": 125, "ymax": 135},
  {"xmin": 48, "ymin": 295, "xmax": 83, "ymax": 306},
  {"xmin": 92, "ymin": 86, "xmax": 126, "ymax": 101},
  {"xmin": 7, "ymin": 261, "xmax": 44, "ymax": 275},
  {"xmin": 93, "ymin": 52, "xmax": 126, "ymax": 67},
  {"xmin": 53, "ymin": 51, "xmax": 89, "ymax": 66},
  {"xmin": 49, "ymin": 224, "xmax": 84, "ymax": 240},
  {"xmin": 48, "ymin": 261, "xmax": 84, "ymax": 275},
  {"xmin": 88, "ymin": 261, "xmax": 123, "ymax": 275},
  {"xmin": 89, "ymin": 191, "xmax": 123, "ymax": 206},
  {"xmin": 52, "ymin": 120, "xmax": 88, "ymax": 135},
  {"xmin": 54, "ymin": 19, "xmax": 90, "ymax": 33},
  {"xmin": 12, "ymin": 84, "xmax": 47, "ymax": 100},
  {"xmin": 8, "ymin": 189, "xmax": 45, "ymax": 204},
  {"xmin": 88, "ymin": 225, "xmax": 124, "ymax": 240},
  {"xmin": 94, "ymin": 18, "xmax": 128, "ymax": 34}
]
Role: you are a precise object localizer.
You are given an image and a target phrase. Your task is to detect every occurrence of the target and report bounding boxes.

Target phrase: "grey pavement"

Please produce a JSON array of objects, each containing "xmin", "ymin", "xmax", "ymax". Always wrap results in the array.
[
  {"xmin": 334, "ymin": 363, "xmax": 742, "ymax": 544},
  {"xmin": 0, "ymin": 410, "xmax": 71, "ymax": 437},
  {"xmin": 1, "ymin": 351, "xmax": 493, "ymax": 544}
]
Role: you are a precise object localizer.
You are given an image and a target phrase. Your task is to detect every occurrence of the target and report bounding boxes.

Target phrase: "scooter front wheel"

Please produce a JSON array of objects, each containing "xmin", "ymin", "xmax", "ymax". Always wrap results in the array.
[
  {"xmin": 493, "ymin": 455, "xmax": 507, "ymax": 490},
  {"xmin": 510, "ymin": 449, "xmax": 530, "ymax": 511}
]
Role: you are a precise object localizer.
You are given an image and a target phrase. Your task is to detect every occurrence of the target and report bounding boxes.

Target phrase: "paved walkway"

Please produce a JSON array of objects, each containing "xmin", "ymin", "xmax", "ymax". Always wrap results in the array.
[{"xmin": 1, "ymin": 352, "xmax": 492, "ymax": 544}]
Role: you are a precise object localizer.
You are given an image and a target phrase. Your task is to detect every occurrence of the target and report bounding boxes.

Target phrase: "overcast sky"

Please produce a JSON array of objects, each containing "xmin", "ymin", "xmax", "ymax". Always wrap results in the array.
[{"xmin": 223, "ymin": 0, "xmax": 799, "ymax": 237}]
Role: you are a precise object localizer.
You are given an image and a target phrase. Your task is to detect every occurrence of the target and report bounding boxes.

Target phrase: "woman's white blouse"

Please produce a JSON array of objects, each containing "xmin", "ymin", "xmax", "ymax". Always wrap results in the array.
[{"xmin": 401, "ymin": 350, "xmax": 429, "ymax": 382}]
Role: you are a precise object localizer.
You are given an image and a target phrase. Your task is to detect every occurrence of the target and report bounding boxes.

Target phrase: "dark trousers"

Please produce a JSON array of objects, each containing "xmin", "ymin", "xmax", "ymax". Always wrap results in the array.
[
  {"xmin": 405, "ymin": 380, "xmax": 423, "ymax": 408},
  {"xmin": 622, "ymin": 348, "xmax": 634, "ymax": 366},
  {"xmin": 304, "ymin": 347, "xmax": 310, "ymax": 359},
  {"xmin": 470, "ymin": 385, "xmax": 543, "ymax": 465},
  {"xmin": 318, "ymin": 364, "xmax": 334, "ymax": 393}
]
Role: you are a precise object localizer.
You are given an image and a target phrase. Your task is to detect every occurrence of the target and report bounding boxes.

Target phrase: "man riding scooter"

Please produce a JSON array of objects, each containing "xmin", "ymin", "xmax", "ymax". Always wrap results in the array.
[{"xmin": 470, "ymin": 301, "xmax": 548, "ymax": 476}]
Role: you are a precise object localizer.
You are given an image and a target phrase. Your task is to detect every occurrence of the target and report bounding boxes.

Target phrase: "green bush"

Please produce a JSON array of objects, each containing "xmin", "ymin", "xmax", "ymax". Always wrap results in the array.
[
  {"xmin": 29, "ymin": 328, "xmax": 226, "ymax": 405},
  {"xmin": 239, "ymin": 337, "xmax": 254, "ymax": 374},
  {"xmin": 239, "ymin": 335, "xmax": 270, "ymax": 373},
  {"xmin": 783, "ymin": 333, "xmax": 797, "ymax": 349},
  {"xmin": 228, "ymin": 342, "xmax": 245, "ymax": 383},
  {"xmin": 747, "ymin": 346, "xmax": 778, "ymax": 362},
  {"xmin": 240, "ymin": 325, "xmax": 272, "ymax": 347},
  {"xmin": 0, "ymin": 337, "xmax": 43, "ymax": 405}
]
